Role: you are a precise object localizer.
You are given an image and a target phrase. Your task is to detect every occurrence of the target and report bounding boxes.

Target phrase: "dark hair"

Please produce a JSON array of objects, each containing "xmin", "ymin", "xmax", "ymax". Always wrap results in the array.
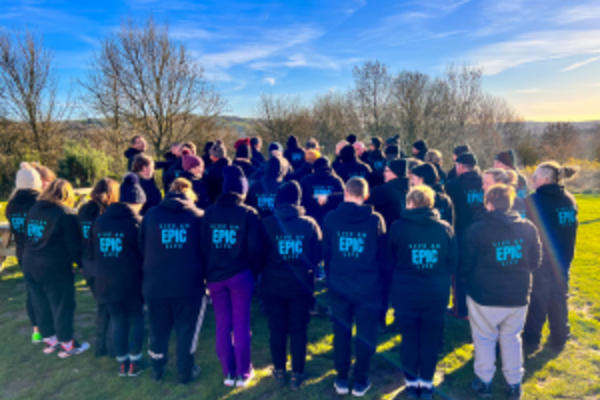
[
  {"xmin": 181, "ymin": 141, "xmax": 197, "ymax": 155},
  {"xmin": 485, "ymin": 184, "xmax": 515, "ymax": 212},
  {"xmin": 90, "ymin": 178, "xmax": 120, "ymax": 214},
  {"xmin": 345, "ymin": 177, "xmax": 368, "ymax": 199},
  {"xmin": 131, "ymin": 135, "xmax": 142, "ymax": 144},
  {"xmin": 306, "ymin": 138, "xmax": 319, "ymax": 150},
  {"xmin": 132, "ymin": 154, "xmax": 153, "ymax": 173}
]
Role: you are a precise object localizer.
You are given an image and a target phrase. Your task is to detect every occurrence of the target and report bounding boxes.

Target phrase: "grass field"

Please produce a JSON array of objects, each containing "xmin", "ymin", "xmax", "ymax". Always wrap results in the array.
[{"xmin": 0, "ymin": 195, "xmax": 598, "ymax": 400}]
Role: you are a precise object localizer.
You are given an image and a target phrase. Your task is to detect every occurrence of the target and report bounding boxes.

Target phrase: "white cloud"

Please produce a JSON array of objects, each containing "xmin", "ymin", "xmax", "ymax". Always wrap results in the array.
[
  {"xmin": 556, "ymin": 4, "xmax": 600, "ymax": 25},
  {"xmin": 465, "ymin": 30, "xmax": 600, "ymax": 75},
  {"xmin": 263, "ymin": 77, "xmax": 276, "ymax": 86},
  {"xmin": 516, "ymin": 88, "xmax": 540, "ymax": 93},
  {"xmin": 249, "ymin": 53, "xmax": 362, "ymax": 71},
  {"xmin": 561, "ymin": 56, "xmax": 600, "ymax": 72}
]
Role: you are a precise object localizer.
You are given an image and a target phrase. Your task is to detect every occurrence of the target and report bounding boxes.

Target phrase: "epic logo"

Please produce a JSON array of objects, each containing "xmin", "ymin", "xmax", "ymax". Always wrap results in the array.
[
  {"xmin": 100, "ymin": 237, "xmax": 123, "ymax": 257},
  {"xmin": 257, "ymin": 195, "xmax": 275, "ymax": 211},
  {"xmin": 292, "ymin": 153, "xmax": 303, "ymax": 162},
  {"xmin": 162, "ymin": 229, "xmax": 187, "ymax": 244},
  {"xmin": 82, "ymin": 224, "xmax": 91, "ymax": 239},
  {"xmin": 467, "ymin": 190, "xmax": 484, "ymax": 205},
  {"xmin": 27, "ymin": 223, "xmax": 45, "ymax": 240},
  {"xmin": 558, "ymin": 209, "xmax": 576, "ymax": 226},
  {"xmin": 412, "ymin": 249, "xmax": 438, "ymax": 265},
  {"xmin": 279, "ymin": 240, "xmax": 303, "ymax": 257},
  {"xmin": 212, "ymin": 229, "xmax": 237, "ymax": 248},
  {"xmin": 494, "ymin": 239, "xmax": 524, "ymax": 266},
  {"xmin": 11, "ymin": 217, "xmax": 25, "ymax": 232},
  {"xmin": 339, "ymin": 237, "xmax": 364, "ymax": 253}
]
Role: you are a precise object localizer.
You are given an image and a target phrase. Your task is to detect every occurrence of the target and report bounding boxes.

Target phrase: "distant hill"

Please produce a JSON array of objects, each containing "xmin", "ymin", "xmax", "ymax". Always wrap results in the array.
[{"xmin": 524, "ymin": 121, "xmax": 599, "ymax": 135}]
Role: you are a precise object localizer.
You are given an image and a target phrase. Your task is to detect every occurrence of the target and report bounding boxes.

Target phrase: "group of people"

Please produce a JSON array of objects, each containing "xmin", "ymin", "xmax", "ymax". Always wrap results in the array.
[{"xmin": 5, "ymin": 133, "xmax": 579, "ymax": 400}]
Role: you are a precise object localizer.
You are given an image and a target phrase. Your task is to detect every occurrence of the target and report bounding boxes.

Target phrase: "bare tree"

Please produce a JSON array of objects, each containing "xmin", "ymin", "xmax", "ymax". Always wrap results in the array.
[
  {"xmin": 312, "ymin": 92, "xmax": 360, "ymax": 153},
  {"xmin": 81, "ymin": 16, "xmax": 227, "ymax": 155},
  {"xmin": 0, "ymin": 29, "xmax": 70, "ymax": 165},
  {"xmin": 540, "ymin": 122, "xmax": 580, "ymax": 162},
  {"xmin": 391, "ymin": 71, "xmax": 431, "ymax": 146}
]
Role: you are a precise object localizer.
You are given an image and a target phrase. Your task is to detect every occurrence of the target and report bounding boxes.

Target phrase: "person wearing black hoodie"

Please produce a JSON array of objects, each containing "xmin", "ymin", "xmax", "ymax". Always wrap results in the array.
[
  {"xmin": 131, "ymin": 154, "xmax": 163, "ymax": 216},
  {"xmin": 90, "ymin": 174, "xmax": 146, "ymax": 377},
  {"xmin": 6, "ymin": 163, "xmax": 43, "ymax": 343},
  {"xmin": 140, "ymin": 178, "xmax": 206, "ymax": 384},
  {"xmin": 247, "ymin": 156, "xmax": 286, "ymax": 219},
  {"xmin": 154, "ymin": 142, "xmax": 181, "ymax": 173},
  {"xmin": 387, "ymin": 186, "xmax": 458, "ymax": 399},
  {"xmin": 233, "ymin": 144, "xmax": 257, "ymax": 179},
  {"xmin": 323, "ymin": 177, "xmax": 387, "ymax": 397},
  {"xmin": 205, "ymin": 140, "xmax": 232, "ymax": 203},
  {"xmin": 461, "ymin": 184, "xmax": 541, "ymax": 400},
  {"xmin": 178, "ymin": 154, "xmax": 211, "ymax": 209},
  {"xmin": 494, "ymin": 150, "xmax": 529, "ymax": 199},
  {"xmin": 284, "ymin": 135, "xmax": 306, "ymax": 171},
  {"xmin": 261, "ymin": 181, "xmax": 322, "ymax": 390},
  {"xmin": 368, "ymin": 137, "xmax": 387, "ymax": 187},
  {"xmin": 412, "ymin": 140, "xmax": 428, "ymax": 161},
  {"xmin": 250, "ymin": 137, "xmax": 266, "ymax": 168},
  {"xmin": 446, "ymin": 144, "xmax": 471, "ymax": 182},
  {"xmin": 335, "ymin": 145, "xmax": 372, "ymax": 184},
  {"xmin": 299, "ymin": 157, "xmax": 345, "ymax": 227},
  {"xmin": 483, "ymin": 169, "xmax": 527, "ymax": 219},
  {"xmin": 523, "ymin": 162, "xmax": 579, "ymax": 353},
  {"xmin": 201, "ymin": 166, "xmax": 263, "ymax": 388},
  {"xmin": 424, "ymin": 150, "xmax": 448, "ymax": 186},
  {"xmin": 445, "ymin": 152, "xmax": 485, "ymax": 319},
  {"xmin": 202, "ymin": 141, "xmax": 215, "ymax": 171},
  {"xmin": 77, "ymin": 178, "xmax": 120, "ymax": 357},
  {"xmin": 23, "ymin": 179, "xmax": 89, "ymax": 358},
  {"xmin": 410, "ymin": 163, "xmax": 455, "ymax": 226},
  {"xmin": 163, "ymin": 142, "xmax": 197, "ymax": 191},
  {"xmin": 124, "ymin": 136, "xmax": 147, "ymax": 171}
]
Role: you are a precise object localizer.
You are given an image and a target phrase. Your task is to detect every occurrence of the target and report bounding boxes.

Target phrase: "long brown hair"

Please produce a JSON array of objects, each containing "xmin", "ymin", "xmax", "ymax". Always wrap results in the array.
[
  {"xmin": 90, "ymin": 178, "xmax": 120, "ymax": 214},
  {"xmin": 38, "ymin": 179, "xmax": 76, "ymax": 208},
  {"xmin": 170, "ymin": 178, "xmax": 198, "ymax": 202}
]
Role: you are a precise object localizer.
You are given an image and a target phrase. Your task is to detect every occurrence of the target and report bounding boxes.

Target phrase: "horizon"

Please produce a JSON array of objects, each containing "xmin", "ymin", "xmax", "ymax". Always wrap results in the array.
[{"xmin": 0, "ymin": 0, "xmax": 599, "ymax": 122}]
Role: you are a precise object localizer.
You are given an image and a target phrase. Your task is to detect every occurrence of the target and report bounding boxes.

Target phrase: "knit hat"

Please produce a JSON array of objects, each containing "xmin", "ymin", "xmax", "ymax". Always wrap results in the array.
[
  {"xmin": 236, "ymin": 144, "xmax": 251, "ymax": 159},
  {"xmin": 269, "ymin": 142, "xmax": 283, "ymax": 153},
  {"xmin": 120, "ymin": 173, "xmax": 147, "ymax": 204},
  {"xmin": 182, "ymin": 155, "xmax": 203, "ymax": 172},
  {"xmin": 276, "ymin": 181, "xmax": 302, "ymax": 206},
  {"xmin": 210, "ymin": 140, "xmax": 226, "ymax": 159},
  {"xmin": 371, "ymin": 137, "xmax": 383, "ymax": 150},
  {"xmin": 353, "ymin": 141, "xmax": 366, "ymax": 155},
  {"xmin": 15, "ymin": 162, "xmax": 42, "ymax": 190},
  {"xmin": 234, "ymin": 138, "xmax": 251, "ymax": 150},
  {"xmin": 314, "ymin": 156, "xmax": 330, "ymax": 169},
  {"xmin": 203, "ymin": 141, "xmax": 214, "ymax": 156},
  {"xmin": 411, "ymin": 163, "xmax": 439, "ymax": 186},
  {"xmin": 386, "ymin": 134, "xmax": 400, "ymax": 146},
  {"xmin": 346, "ymin": 134, "xmax": 357, "ymax": 145},
  {"xmin": 305, "ymin": 149, "xmax": 321, "ymax": 164},
  {"xmin": 456, "ymin": 152, "xmax": 478, "ymax": 167},
  {"xmin": 453, "ymin": 144, "xmax": 471, "ymax": 157},
  {"xmin": 385, "ymin": 145, "xmax": 400, "ymax": 157},
  {"xmin": 413, "ymin": 140, "xmax": 428, "ymax": 154},
  {"xmin": 250, "ymin": 137, "xmax": 260, "ymax": 148},
  {"xmin": 495, "ymin": 150, "xmax": 516, "ymax": 169},
  {"xmin": 388, "ymin": 159, "xmax": 408, "ymax": 178},
  {"xmin": 222, "ymin": 165, "xmax": 248, "ymax": 195},
  {"xmin": 287, "ymin": 135, "xmax": 299, "ymax": 149}
]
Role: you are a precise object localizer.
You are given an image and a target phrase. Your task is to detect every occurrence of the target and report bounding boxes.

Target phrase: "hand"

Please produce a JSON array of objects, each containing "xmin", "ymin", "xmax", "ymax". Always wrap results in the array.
[{"xmin": 317, "ymin": 195, "xmax": 328, "ymax": 206}]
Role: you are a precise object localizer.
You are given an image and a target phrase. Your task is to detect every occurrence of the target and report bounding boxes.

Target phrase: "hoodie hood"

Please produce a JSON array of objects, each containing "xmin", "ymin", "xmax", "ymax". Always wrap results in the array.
[
  {"xmin": 336, "ymin": 202, "xmax": 374, "ymax": 224},
  {"xmin": 459, "ymin": 170, "xmax": 483, "ymax": 189},
  {"xmin": 483, "ymin": 209, "xmax": 521, "ymax": 227},
  {"xmin": 401, "ymin": 207, "xmax": 441, "ymax": 226},
  {"xmin": 286, "ymin": 135, "xmax": 299, "ymax": 149},
  {"xmin": 340, "ymin": 145, "xmax": 358, "ymax": 164},
  {"xmin": 274, "ymin": 204, "xmax": 306, "ymax": 220},
  {"xmin": 536, "ymin": 183, "xmax": 566, "ymax": 199},
  {"xmin": 11, "ymin": 189, "xmax": 39, "ymax": 205},
  {"xmin": 179, "ymin": 170, "xmax": 201, "ymax": 182},
  {"xmin": 104, "ymin": 202, "xmax": 139, "ymax": 220},
  {"xmin": 124, "ymin": 147, "xmax": 142, "ymax": 158},
  {"xmin": 390, "ymin": 177, "xmax": 410, "ymax": 192},
  {"xmin": 160, "ymin": 192, "xmax": 197, "ymax": 212},
  {"xmin": 315, "ymin": 165, "xmax": 335, "ymax": 178},
  {"xmin": 216, "ymin": 191, "xmax": 244, "ymax": 206}
]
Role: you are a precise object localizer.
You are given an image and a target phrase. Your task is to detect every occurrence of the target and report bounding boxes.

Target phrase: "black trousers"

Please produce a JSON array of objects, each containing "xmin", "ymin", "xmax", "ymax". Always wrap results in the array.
[
  {"xmin": 26, "ymin": 282, "xmax": 37, "ymax": 327},
  {"xmin": 147, "ymin": 296, "xmax": 207, "ymax": 383},
  {"xmin": 523, "ymin": 268, "xmax": 570, "ymax": 346},
  {"xmin": 395, "ymin": 306, "xmax": 446, "ymax": 382},
  {"xmin": 329, "ymin": 290, "xmax": 380, "ymax": 385},
  {"xmin": 88, "ymin": 278, "xmax": 113, "ymax": 354},
  {"xmin": 263, "ymin": 294, "xmax": 312, "ymax": 374},
  {"xmin": 25, "ymin": 271, "xmax": 75, "ymax": 342},
  {"xmin": 380, "ymin": 273, "xmax": 392, "ymax": 325},
  {"xmin": 106, "ymin": 301, "xmax": 144, "ymax": 358}
]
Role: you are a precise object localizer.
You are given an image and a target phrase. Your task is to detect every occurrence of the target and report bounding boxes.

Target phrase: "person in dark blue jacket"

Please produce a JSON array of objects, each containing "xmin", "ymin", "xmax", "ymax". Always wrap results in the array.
[
  {"xmin": 90, "ymin": 174, "xmax": 146, "ymax": 377},
  {"xmin": 299, "ymin": 157, "xmax": 345, "ymax": 228},
  {"xmin": 139, "ymin": 178, "xmax": 206, "ymax": 384},
  {"xmin": 131, "ymin": 154, "xmax": 163, "ymax": 216},
  {"xmin": 261, "ymin": 181, "xmax": 322, "ymax": 390},
  {"xmin": 284, "ymin": 135, "xmax": 306, "ymax": 171},
  {"xmin": 334, "ymin": 145, "xmax": 372, "ymax": 184},
  {"xmin": 323, "ymin": 177, "xmax": 387, "ymax": 397},
  {"xmin": 179, "ymin": 154, "xmax": 212, "ymax": 209},
  {"xmin": 410, "ymin": 163, "xmax": 455, "ymax": 226},
  {"xmin": 205, "ymin": 140, "xmax": 232, "ymax": 203},
  {"xmin": 482, "ymin": 169, "xmax": 526, "ymax": 219},
  {"xmin": 387, "ymin": 186, "xmax": 458, "ymax": 399},
  {"xmin": 250, "ymin": 137, "xmax": 266, "ymax": 168},
  {"xmin": 247, "ymin": 156, "xmax": 287, "ymax": 218}
]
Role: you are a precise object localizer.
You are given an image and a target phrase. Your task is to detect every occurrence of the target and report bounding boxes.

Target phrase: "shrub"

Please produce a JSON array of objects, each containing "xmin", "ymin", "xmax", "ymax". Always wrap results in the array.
[{"xmin": 58, "ymin": 139, "xmax": 115, "ymax": 187}]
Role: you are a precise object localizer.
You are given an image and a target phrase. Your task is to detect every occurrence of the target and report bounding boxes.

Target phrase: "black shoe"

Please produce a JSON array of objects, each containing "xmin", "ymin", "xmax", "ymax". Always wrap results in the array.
[
  {"xmin": 272, "ymin": 369, "xmax": 286, "ymax": 386},
  {"xmin": 151, "ymin": 368, "xmax": 165, "ymax": 383},
  {"xmin": 119, "ymin": 360, "xmax": 130, "ymax": 377},
  {"xmin": 128, "ymin": 358, "xmax": 146, "ymax": 377},
  {"xmin": 290, "ymin": 372, "xmax": 306, "ymax": 391},
  {"xmin": 471, "ymin": 378, "xmax": 492, "ymax": 398},
  {"xmin": 507, "ymin": 383, "xmax": 522, "ymax": 400},
  {"xmin": 420, "ymin": 387, "xmax": 434, "ymax": 400},
  {"xmin": 404, "ymin": 386, "xmax": 419, "ymax": 399}
]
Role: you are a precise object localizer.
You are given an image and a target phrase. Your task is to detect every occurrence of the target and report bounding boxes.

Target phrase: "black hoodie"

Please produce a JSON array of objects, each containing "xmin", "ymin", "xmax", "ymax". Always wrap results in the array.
[
  {"xmin": 233, "ymin": 159, "xmax": 257, "ymax": 180},
  {"xmin": 201, "ymin": 192, "xmax": 263, "ymax": 282},
  {"xmin": 290, "ymin": 162, "xmax": 314, "ymax": 183},
  {"xmin": 525, "ymin": 184, "xmax": 578, "ymax": 277},
  {"xmin": 323, "ymin": 202, "xmax": 387, "ymax": 300},
  {"xmin": 261, "ymin": 204, "xmax": 322, "ymax": 298},
  {"xmin": 205, "ymin": 157, "xmax": 232, "ymax": 203},
  {"xmin": 461, "ymin": 210, "xmax": 542, "ymax": 307},
  {"xmin": 334, "ymin": 151, "xmax": 372, "ymax": 184},
  {"xmin": 387, "ymin": 207, "xmax": 458, "ymax": 309},
  {"xmin": 179, "ymin": 170, "xmax": 211, "ymax": 210},
  {"xmin": 6, "ymin": 189, "xmax": 39, "ymax": 263},
  {"xmin": 139, "ymin": 176, "xmax": 163, "ymax": 215},
  {"xmin": 77, "ymin": 201, "xmax": 102, "ymax": 278},
  {"xmin": 432, "ymin": 183, "xmax": 455, "ymax": 226},
  {"xmin": 163, "ymin": 157, "xmax": 185, "ymax": 191},
  {"xmin": 368, "ymin": 150, "xmax": 387, "ymax": 187},
  {"xmin": 124, "ymin": 148, "xmax": 143, "ymax": 171},
  {"xmin": 90, "ymin": 203, "xmax": 143, "ymax": 305},
  {"xmin": 445, "ymin": 170, "xmax": 485, "ymax": 234},
  {"xmin": 23, "ymin": 200, "xmax": 82, "ymax": 279},
  {"xmin": 434, "ymin": 163, "xmax": 448, "ymax": 185},
  {"xmin": 367, "ymin": 177, "xmax": 410, "ymax": 228},
  {"xmin": 155, "ymin": 151, "xmax": 178, "ymax": 172},
  {"xmin": 446, "ymin": 166, "xmax": 457, "ymax": 183},
  {"xmin": 284, "ymin": 136, "xmax": 306, "ymax": 171},
  {"xmin": 300, "ymin": 166, "xmax": 345, "ymax": 227},
  {"xmin": 247, "ymin": 157, "xmax": 286, "ymax": 218},
  {"xmin": 139, "ymin": 192, "xmax": 205, "ymax": 299},
  {"xmin": 251, "ymin": 147, "xmax": 266, "ymax": 167}
]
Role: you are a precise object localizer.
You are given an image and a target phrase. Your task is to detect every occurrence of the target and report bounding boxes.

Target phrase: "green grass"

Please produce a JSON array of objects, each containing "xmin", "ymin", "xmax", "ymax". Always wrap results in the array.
[{"xmin": 0, "ymin": 196, "xmax": 599, "ymax": 399}]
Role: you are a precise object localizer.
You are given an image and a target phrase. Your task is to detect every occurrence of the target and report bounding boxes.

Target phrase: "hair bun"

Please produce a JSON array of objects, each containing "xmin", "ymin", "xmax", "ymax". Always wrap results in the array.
[
  {"xmin": 123, "ymin": 172, "xmax": 139, "ymax": 185},
  {"xmin": 20, "ymin": 162, "xmax": 32, "ymax": 170}
]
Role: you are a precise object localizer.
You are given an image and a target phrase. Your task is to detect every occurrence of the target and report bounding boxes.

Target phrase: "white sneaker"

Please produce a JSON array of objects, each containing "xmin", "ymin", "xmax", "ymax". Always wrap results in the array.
[
  {"xmin": 224, "ymin": 374, "xmax": 236, "ymax": 387},
  {"xmin": 236, "ymin": 370, "xmax": 255, "ymax": 388},
  {"xmin": 58, "ymin": 341, "xmax": 90, "ymax": 359}
]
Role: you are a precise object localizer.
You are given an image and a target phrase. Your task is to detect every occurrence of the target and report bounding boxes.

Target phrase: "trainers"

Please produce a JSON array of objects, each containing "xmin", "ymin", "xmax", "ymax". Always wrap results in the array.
[
  {"xmin": 272, "ymin": 369, "xmax": 286, "ymax": 386},
  {"xmin": 471, "ymin": 378, "xmax": 492, "ymax": 399},
  {"xmin": 420, "ymin": 386, "xmax": 434, "ymax": 400},
  {"xmin": 119, "ymin": 360, "xmax": 130, "ymax": 377},
  {"xmin": 128, "ymin": 358, "xmax": 146, "ymax": 377},
  {"xmin": 58, "ymin": 340, "xmax": 90, "ymax": 359},
  {"xmin": 352, "ymin": 380, "xmax": 372, "ymax": 397},
  {"xmin": 507, "ymin": 383, "xmax": 522, "ymax": 400},
  {"xmin": 236, "ymin": 370, "xmax": 255, "ymax": 388},
  {"xmin": 334, "ymin": 379, "xmax": 349, "ymax": 395},
  {"xmin": 43, "ymin": 337, "xmax": 60, "ymax": 354},
  {"xmin": 32, "ymin": 331, "xmax": 42, "ymax": 344},
  {"xmin": 404, "ymin": 386, "xmax": 419, "ymax": 399},
  {"xmin": 290, "ymin": 372, "xmax": 306, "ymax": 391},
  {"xmin": 224, "ymin": 374, "xmax": 236, "ymax": 387}
]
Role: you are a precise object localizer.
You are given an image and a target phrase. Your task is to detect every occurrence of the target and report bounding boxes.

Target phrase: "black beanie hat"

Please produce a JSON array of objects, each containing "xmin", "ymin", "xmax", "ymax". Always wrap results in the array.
[
  {"xmin": 413, "ymin": 140, "xmax": 428, "ymax": 153},
  {"xmin": 386, "ymin": 134, "xmax": 400, "ymax": 146},
  {"xmin": 346, "ymin": 134, "xmax": 357, "ymax": 145},
  {"xmin": 236, "ymin": 144, "xmax": 251, "ymax": 159},
  {"xmin": 203, "ymin": 141, "xmax": 214, "ymax": 155},
  {"xmin": 340, "ymin": 145, "xmax": 357, "ymax": 163},
  {"xmin": 411, "ymin": 163, "xmax": 439, "ymax": 186},
  {"xmin": 388, "ymin": 159, "xmax": 408, "ymax": 178},
  {"xmin": 269, "ymin": 142, "xmax": 283, "ymax": 153},
  {"xmin": 222, "ymin": 165, "xmax": 248, "ymax": 195},
  {"xmin": 371, "ymin": 137, "xmax": 383, "ymax": 150},
  {"xmin": 120, "ymin": 173, "xmax": 147, "ymax": 204},
  {"xmin": 453, "ymin": 144, "xmax": 471, "ymax": 157},
  {"xmin": 385, "ymin": 145, "xmax": 400, "ymax": 157},
  {"xmin": 456, "ymin": 152, "xmax": 478, "ymax": 167},
  {"xmin": 495, "ymin": 150, "xmax": 516, "ymax": 169},
  {"xmin": 314, "ymin": 156, "xmax": 330, "ymax": 169},
  {"xmin": 276, "ymin": 181, "xmax": 302, "ymax": 206}
]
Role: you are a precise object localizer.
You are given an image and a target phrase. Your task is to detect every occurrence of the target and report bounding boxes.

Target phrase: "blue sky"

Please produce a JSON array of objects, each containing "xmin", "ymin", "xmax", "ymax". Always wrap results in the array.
[{"xmin": 1, "ymin": 0, "xmax": 599, "ymax": 121}]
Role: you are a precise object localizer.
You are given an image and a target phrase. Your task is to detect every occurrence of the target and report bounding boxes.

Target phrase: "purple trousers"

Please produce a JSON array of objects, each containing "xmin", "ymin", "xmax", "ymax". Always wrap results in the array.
[{"xmin": 207, "ymin": 269, "xmax": 254, "ymax": 378}]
